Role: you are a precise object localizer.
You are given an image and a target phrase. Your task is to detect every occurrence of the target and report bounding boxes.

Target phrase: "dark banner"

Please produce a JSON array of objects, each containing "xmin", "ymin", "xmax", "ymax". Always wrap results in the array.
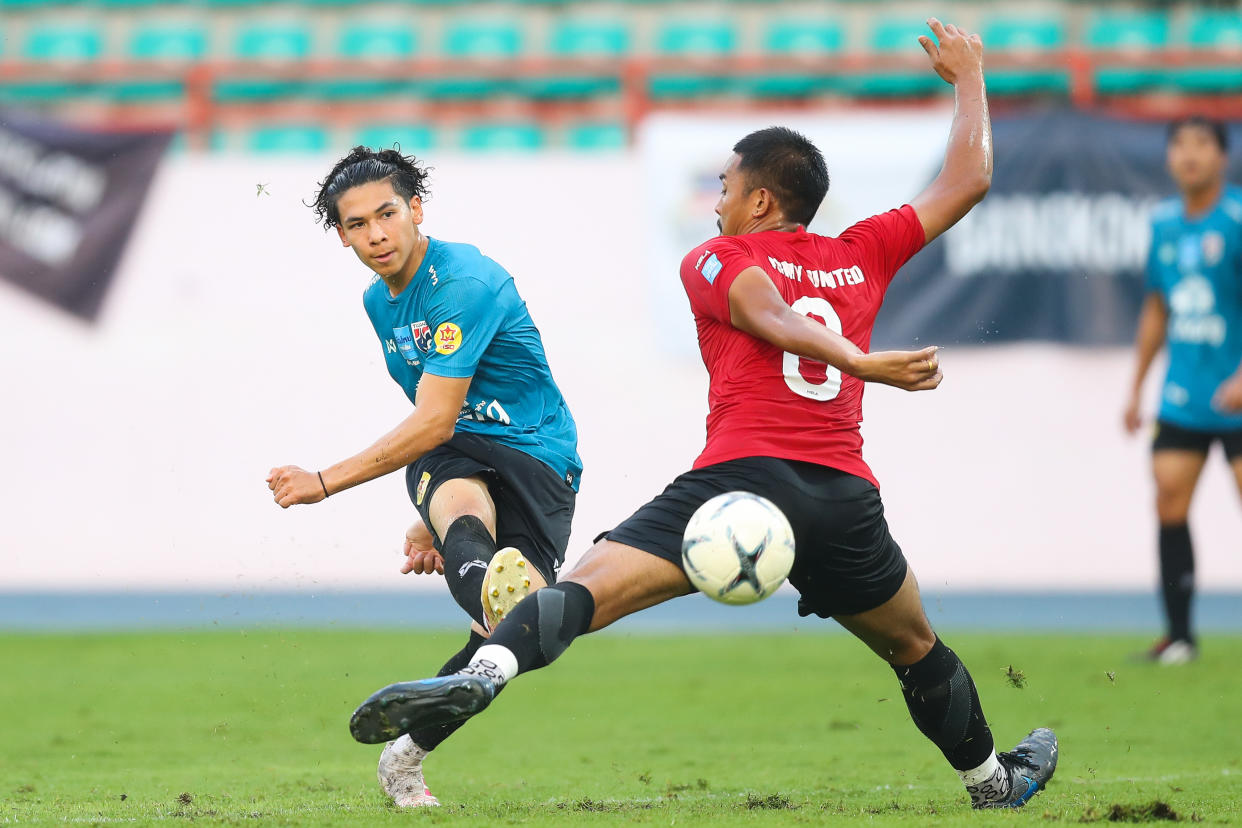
[
  {"xmin": 875, "ymin": 109, "xmax": 1238, "ymax": 347},
  {"xmin": 0, "ymin": 111, "xmax": 171, "ymax": 321}
]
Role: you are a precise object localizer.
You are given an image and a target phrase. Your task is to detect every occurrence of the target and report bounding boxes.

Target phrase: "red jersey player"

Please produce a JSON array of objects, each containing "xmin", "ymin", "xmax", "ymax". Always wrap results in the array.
[{"xmin": 350, "ymin": 19, "xmax": 1058, "ymax": 811}]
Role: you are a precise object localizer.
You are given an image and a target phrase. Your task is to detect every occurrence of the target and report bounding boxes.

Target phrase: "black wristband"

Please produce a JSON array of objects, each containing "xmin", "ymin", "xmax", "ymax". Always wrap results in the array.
[{"xmin": 317, "ymin": 471, "xmax": 330, "ymax": 498}]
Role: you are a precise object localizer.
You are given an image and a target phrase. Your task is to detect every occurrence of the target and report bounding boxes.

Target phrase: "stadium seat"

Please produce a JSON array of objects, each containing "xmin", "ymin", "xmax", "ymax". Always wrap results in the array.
[
  {"xmin": 1085, "ymin": 11, "xmax": 1170, "ymax": 51},
  {"xmin": 548, "ymin": 19, "xmax": 631, "ymax": 57},
  {"xmin": 214, "ymin": 79, "xmax": 304, "ymax": 102},
  {"xmin": 1187, "ymin": 9, "xmax": 1242, "ymax": 50},
  {"xmin": 1086, "ymin": 11, "xmax": 1171, "ymax": 94},
  {"xmin": 128, "ymin": 25, "xmax": 208, "ymax": 61},
  {"xmin": 460, "ymin": 123, "xmax": 544, "ymax": 151},
  {"xmin": 234, "ymin": 22, "xmax": 312, "ymax": 61},
  {"xmin": 442, "ymin": 20, "xmax": 523, "ymax": 59},
  {"xmin": 980, "ymin": 16, "xmax": 1066, "ymax": 52},
  {"xmin": 869, "ymin": 19, "xmax": 931, "ymax": 54},
  {"xmin": 248, "ymin": 125, "xmax": 329, "ymax": 153},
  {"xmin": 648, "ymin": 74, "xmax": 733, "ymax": 99},
  {"xmin": 978, "ymin": 16, "xmax": 1068, "ymax": 96},
  {"xmin": 355, "ymin": 125, "xmax": 437, "ymax": 153},
  {"xmin": 565, "ymin": 122, "xmax": 626, "ymax": 150},
  {"xmin": 338, "ymin": 24, "xmax": 417, "ymax": 60},
  {"xmin": 1177, "ymin": 10, "xmax": 1242, "ymax": 92},
  {"xmin": 762, "ymin": 19, "xmax": 843, "ymax": 56},
  {"xmin": 855, "ymin": 19, "xmax": 941, "ymax": 96},
  {"xmin": 23, "ymin": 24, "xmax": 103, "ymax": 62},
  {"xmin": 655, "ymin": 21, "xmax": 738, "ymax": 56}
]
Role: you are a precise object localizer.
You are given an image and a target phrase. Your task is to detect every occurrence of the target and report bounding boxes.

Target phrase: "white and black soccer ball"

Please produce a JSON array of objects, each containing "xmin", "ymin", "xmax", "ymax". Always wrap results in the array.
[{"xmin": 681, "ymin": 491, "xmax": 795, "ymax": 605}]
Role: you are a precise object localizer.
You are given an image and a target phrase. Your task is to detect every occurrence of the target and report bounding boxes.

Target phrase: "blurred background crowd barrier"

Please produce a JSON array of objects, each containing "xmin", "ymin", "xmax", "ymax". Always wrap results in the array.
[{"xmin": 2, "ymin": 1, "xmax": 1240, "ymax": 598}]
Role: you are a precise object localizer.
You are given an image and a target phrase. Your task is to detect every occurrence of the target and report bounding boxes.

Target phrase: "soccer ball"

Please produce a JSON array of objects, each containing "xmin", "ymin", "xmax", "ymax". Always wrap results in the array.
[{"xmin": 681, "ymin": 491, "xmax": 795, "ymax": 605}]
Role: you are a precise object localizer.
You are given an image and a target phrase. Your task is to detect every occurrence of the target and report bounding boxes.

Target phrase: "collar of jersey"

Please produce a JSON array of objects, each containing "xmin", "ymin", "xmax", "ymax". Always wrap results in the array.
[{"xmin": 385, "ymin": 236, "xmax": 438, "ymax": 303}]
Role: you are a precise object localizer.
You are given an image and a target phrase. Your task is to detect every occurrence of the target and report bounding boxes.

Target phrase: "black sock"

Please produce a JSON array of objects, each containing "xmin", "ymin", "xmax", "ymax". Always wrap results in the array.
[
  {"xmin": 407, "ymin": 630, "xmax": 497, "ymax": 751},
  {"xmin": 485, "ymin": 582, "xmax": 595, "ymax": 674},
  {"xmin": 439, "ymin": 515, "xmax": 496, "ymax": 629},
  {"xmin": 1159, "ymin": 523, "xmax": 1195, "ymax": 643},
  {"xmin": 892, "ymin": 638, "xmax": 995, "ymax": 771}
]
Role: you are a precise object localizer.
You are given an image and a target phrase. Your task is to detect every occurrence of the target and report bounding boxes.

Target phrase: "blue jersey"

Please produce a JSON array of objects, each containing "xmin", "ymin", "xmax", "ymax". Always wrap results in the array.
[
  {"xmin": 1145, "ymin": 185, "xmax": 1242, "ymax": 431},
  {"xmin": 363, "ymin": 237, "xmax": 582, "ymax": 490}
]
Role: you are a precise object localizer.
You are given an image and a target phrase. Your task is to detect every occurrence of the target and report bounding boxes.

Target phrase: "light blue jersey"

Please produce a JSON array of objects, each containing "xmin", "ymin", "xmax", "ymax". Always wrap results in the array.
[
  {"xmin": 1146, "ymin": 184, "xmax": 1242, "ymax": 431},
  {"xmin": 363, "ymin": 238, "xmax": 582, "ymax": 490}
]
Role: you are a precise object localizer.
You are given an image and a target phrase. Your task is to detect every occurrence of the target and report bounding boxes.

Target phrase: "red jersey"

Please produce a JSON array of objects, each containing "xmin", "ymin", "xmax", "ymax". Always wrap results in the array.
[{"xmin": 679, "ymin": 205, "xmax": 925, "ymax": 488}]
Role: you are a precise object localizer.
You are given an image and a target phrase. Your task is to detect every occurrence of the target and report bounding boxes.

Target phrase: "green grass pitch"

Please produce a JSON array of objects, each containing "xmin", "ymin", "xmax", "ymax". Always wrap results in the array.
[{"xmin": 2, "ymin": 629, "xmax": 1239, "ymax": 825}]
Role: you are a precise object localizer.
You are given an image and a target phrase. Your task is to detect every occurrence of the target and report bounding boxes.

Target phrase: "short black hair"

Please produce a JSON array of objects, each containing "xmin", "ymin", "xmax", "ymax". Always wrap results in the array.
[
  {"xmin": 312, "ymin": 145, "xmax": 431, "ymax": 229},
  {"xmin": 1167, "ymin": 115, "xmax": 1229, "ymax": 152},
  {"xmin": 732, "ymin": 127, "xmax": 830, "ymax": 227}
]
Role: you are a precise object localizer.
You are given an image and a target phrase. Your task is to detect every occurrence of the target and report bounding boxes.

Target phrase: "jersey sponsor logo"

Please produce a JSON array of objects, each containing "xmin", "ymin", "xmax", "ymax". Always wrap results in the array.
[
  {"xmin": 392, "ymin": 325, "xmax": 418, "ymax": 363},
  {"xmin": 435, "ymin": 322, "xmax": 462, "ymax": 354},
  {"xmin": 415, "ymin": 471, "xmax": 431, "ymax": 506},
  {"xmin": 1168, "ymin": 275, "xmax": 1226, "ymax": 346},
  {"xmin": 699, "ymin": 252, "xmax": 723, "ymax": 284}
]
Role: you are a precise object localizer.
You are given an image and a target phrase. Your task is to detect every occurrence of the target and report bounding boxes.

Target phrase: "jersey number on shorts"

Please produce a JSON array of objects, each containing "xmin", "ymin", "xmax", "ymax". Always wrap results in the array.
[{"xmin": 782, "ymin": 296, "xmax": 842, "ymax": 401}]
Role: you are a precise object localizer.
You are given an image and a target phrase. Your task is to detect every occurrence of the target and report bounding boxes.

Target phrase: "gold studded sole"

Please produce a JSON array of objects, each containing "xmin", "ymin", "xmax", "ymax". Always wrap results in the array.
[{"xmin": 480, "ymin": 547, "xmax": 536, "ymax": 631}]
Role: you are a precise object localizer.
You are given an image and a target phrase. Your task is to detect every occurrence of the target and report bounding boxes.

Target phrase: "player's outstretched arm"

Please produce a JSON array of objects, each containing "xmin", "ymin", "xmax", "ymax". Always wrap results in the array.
[
  {"xmin": 266, "ymin": 374, "xmax": 471, "ymax": 508},
  {"xmin": 908, "ymin": 18, "xmax": 992, "ymax": 245},
  {"xmin": 1123, "ymin": 293, "xmax": 1168, "ymax": 433},
  {"xmin": 728, "ymin": 268, "xmax": 942, "ymax": 391}
]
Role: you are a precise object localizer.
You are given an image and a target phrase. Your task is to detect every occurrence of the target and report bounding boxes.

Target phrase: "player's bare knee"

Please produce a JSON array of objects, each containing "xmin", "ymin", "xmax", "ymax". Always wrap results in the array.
[{"xmin": 1154, "ymin": 489, "xmax": 1192, "ymax": 524}]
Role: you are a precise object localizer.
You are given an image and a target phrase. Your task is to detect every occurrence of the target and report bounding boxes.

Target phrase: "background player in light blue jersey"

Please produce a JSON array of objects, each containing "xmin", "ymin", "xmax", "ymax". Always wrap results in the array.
[
  {"xmin": 266, "ymin": 146, "xmax": 582, "ymax": 806},
  {"xmin": 1124, "ymin": 116, "xmax": 1242, "ymax": 665}
]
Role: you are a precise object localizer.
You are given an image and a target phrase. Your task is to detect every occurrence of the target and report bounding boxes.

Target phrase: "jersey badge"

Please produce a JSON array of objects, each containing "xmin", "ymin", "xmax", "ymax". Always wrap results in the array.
[
  {"xmin": 415, "ymin": 471, "xmax": 431, "ymax": 506},
  {"xmin": 411, "ymin": 321, "xmax": 433, "ymax": 352},
  {"xmin": 1202, "ymin": 231, "xmax": 1224, "ymax": 267},
  {"xmin": 435, "ymin": 322, "xmax": 463, "ymax": 354},
  {"xmin": 699, "ymin": 252, "xmax": 723, "ymax": 284}
]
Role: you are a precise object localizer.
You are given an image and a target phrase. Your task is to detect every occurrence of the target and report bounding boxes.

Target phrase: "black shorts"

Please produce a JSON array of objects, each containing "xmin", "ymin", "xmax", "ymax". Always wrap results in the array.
[
  {"xmin": 603, "ymin": 456, "xmax": 908, "ymax": 618},
  {"xmin": 406, "ymin": 432, "xmax": 576, "ymax": 582},
  {"xmin": 1153, "ymin": 419, "xmax": 1242, "ymax": 461}
]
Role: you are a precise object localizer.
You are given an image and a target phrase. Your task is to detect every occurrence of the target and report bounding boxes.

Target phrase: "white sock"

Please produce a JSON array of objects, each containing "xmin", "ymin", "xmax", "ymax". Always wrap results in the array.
[
  {"xmin": 958, "ymin": 752, "xmax": 1002, "ymax": 788},
  {"xmin": 460, "ymin": 644, "xmax": 518, "ymax": 686}
]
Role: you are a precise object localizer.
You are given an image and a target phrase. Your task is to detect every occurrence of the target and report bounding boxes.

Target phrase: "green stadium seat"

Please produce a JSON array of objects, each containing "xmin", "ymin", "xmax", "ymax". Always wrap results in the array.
[
  {"xmin": 309, "ymin": 79, "xmax": 412, "ymax": 99},
  {"xmin": 248, "ymin": 125, "xmax": 328, "ymax": 153},
  {"xmin": 128, "ymin": 25, "xmax": 208, "ymax": 61},
  {"xmin": 1187, "ymin": 10, "xmax": 1242, "ymax": 51},
  {"xmin": 655, "ymin": 21, "xmax": 737, "ymax": 56},
  {"xmin": 214, "ymin": 79, "xmax": 304, "ymax": 102},
  {"xmin": 23, "ymin": 24, "xmax": 102, "ymax": 61},
  {"xmin": 234, "ymin": 23, "xmax": 312, "ymax": 61},
  {"xmin": 442, "ymin": 21, "xmax": 522, "ymax": 59},
  {"xmin": 862, "ymin": 20, "xmax": 941, "ymax": 96},
  {"xmin": 338, "ymin": 25, "xmax": 417, "ymax": 59},
  {"xmin": 460, "ymin": 123, "xmax": 544, "ymax": 151},
  {"xmin": 762, "ymin": 20, "xmax": 843, "ymax": 56},
  {"xmin": 978, "ymin": 17, "xmax": 1067, "ymax": 96},
  {"xmin": 355, "ymin": 125, "xmax": 436, "ymax": 152},
  {"xmin": 549, "ymin": 19, "xmax": 630, "ymax": 57},
  {"xmin": 417, "ymin": 77, "xmax": 506, "ymax": 100},
  {"xmin": 980, "ymin": 17, "xmax": 1066, "ymax": 51},
  {"xmin": 1085, "ymin": 11, "xmax": 1169, "ymax": 50},
  {"xmin": 649, "ymin": 74, "xmax": 733, "ymax": 98},
  {"xmin": 869, "ymin": 20, "xmax": 930, "ymax": 54},
  {"xmin": 740, "ymin": 74, "xmax": 834, "ymax": 98},
  {"xmin": 515, "ymin": 76, "xmax": 620, "ymax": 100},
  {"xmin": 565, "ymin": 122, "xmax": 626, "ymax": 150},
  {"xmin": 1086, "ymin": 11, "xmax": 1170, "ymax": 93}
]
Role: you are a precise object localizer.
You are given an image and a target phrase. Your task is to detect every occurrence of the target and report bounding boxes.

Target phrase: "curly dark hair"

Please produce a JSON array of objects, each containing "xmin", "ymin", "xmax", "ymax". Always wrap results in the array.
[{"xmin": 311, "ymin": 145, "xmax": 431, "ymax": 229}]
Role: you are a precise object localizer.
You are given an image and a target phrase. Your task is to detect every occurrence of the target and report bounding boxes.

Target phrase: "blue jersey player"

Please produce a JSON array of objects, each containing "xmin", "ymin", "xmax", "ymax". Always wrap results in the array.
[
  {"xmin": 1124, "ymin": 116, "xmax": 1242, "ymax": 664},
  {"xmin": 267, "ymin": 146, "xmax": 581, "ymax": 806}
]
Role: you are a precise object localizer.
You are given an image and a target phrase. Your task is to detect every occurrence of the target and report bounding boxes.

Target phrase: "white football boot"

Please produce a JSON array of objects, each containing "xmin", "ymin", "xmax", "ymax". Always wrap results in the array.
[
  {"xmin": 377, "ymin": 734, "xmax": 439, "ymax": 808},
  {"xmin": 480, "ymin": 547, "xmax": 546, "ymax": 631}
]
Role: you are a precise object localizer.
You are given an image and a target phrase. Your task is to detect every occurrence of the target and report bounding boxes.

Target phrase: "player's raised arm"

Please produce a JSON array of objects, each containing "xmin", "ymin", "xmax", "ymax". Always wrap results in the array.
[
  {"xmin": 267, "ymin": 373, "xmax": 470, "ymax": 507},
  {"xmin": 727, "ymin": 267, "xmax": 943, "ymax": 392},
  {"xmin": 909, "ymin": 18, "xmax": 992, "ymax": 244}
]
